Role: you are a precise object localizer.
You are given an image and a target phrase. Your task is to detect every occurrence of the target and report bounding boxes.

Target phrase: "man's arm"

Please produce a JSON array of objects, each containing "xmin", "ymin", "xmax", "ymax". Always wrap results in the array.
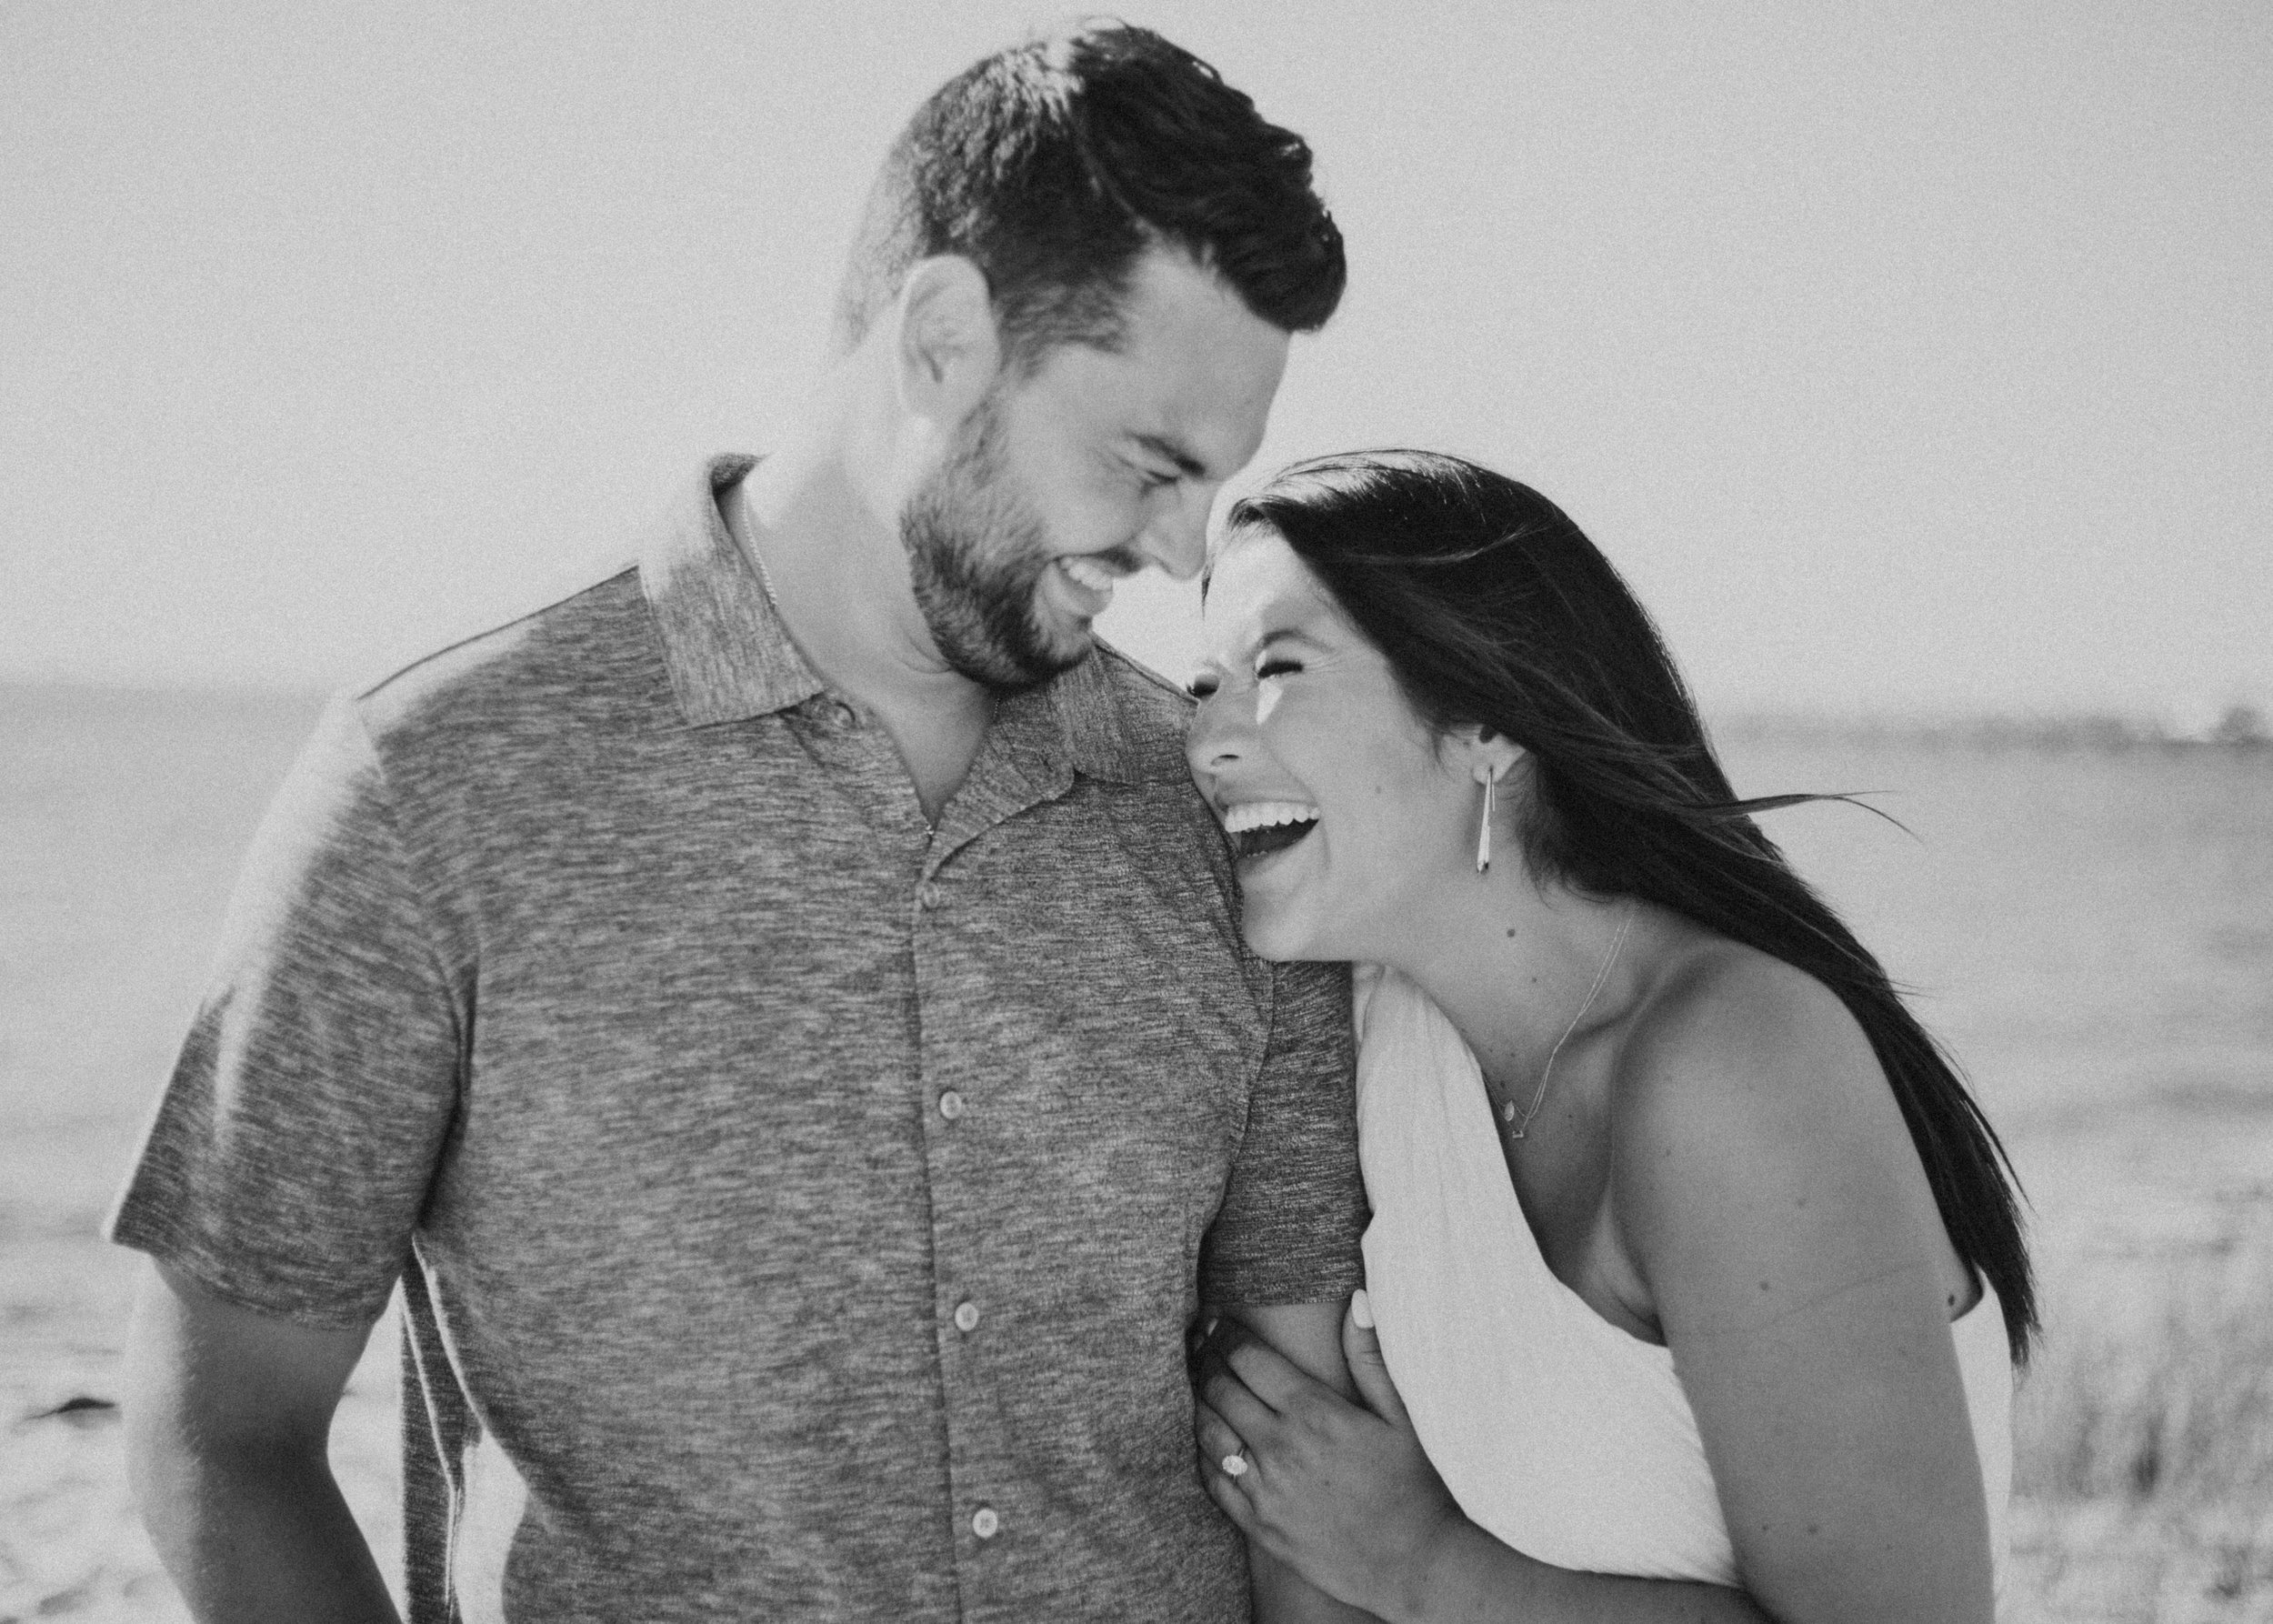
[
  {"xmin": 1217, "ymin": 1299, "xmax": 1378, "ymax": 1624},
  {"xmin": 125, "ymin": 1260, "xmax": 399, "ymax": 1624}
]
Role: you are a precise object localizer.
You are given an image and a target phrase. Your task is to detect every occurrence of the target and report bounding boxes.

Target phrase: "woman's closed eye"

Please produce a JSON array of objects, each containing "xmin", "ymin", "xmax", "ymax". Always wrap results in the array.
[{"xmin": 1187, "ymin": 657, "xmax": 1301, "ymax": 700}]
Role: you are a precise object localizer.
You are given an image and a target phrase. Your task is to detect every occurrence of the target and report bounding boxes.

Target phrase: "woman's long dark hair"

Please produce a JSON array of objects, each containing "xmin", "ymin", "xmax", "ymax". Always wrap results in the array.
[{"xmin": 1228, "ymin": 450, "xmax": 2036, "ymax": 1363}]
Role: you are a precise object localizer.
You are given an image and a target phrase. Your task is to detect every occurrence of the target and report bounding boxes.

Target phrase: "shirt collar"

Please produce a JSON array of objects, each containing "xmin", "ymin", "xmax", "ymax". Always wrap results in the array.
[
  {"xmin": 1042, "ymin": 646, "xmax": 1192, "ymax": 786},
  {"xmin": 639, "ymin": 454, "xmax": 825, "ymax": 726},
  {"xmin": 640, "ymin": 456, "xmax": 1187, "ymax": 786}
]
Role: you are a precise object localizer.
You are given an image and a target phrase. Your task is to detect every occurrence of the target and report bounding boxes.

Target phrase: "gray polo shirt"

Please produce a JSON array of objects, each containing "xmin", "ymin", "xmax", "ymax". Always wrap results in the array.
[{"xmin": 109, "ymin": 456, "xmax": 1365, "ymax": 1623}]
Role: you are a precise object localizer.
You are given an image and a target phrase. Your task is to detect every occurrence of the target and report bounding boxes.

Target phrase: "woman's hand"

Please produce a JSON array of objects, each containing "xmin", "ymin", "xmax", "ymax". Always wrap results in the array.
[{"xmin": 1195, "ymin": 1289, "xmax": 1467, "ymax": 1619}]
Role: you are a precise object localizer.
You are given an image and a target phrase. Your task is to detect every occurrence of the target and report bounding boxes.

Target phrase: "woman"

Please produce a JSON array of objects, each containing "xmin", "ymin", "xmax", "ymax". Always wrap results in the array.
[{"xmin": 1184, "ymin": 451, "xmax": 2031, "ymax": 1623}]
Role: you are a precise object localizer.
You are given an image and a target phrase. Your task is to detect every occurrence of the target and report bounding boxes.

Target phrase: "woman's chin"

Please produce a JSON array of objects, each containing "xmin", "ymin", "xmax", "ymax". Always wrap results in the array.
[{"xmin": 1238, "ymin": 901, "xmax": 1318, "ymax": 964}]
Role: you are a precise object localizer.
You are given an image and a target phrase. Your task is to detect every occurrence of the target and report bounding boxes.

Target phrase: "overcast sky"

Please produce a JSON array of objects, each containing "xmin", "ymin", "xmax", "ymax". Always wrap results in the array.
[{"xmin": 5, "ymin": 0, "xmax": 2267, "ymax": 720}]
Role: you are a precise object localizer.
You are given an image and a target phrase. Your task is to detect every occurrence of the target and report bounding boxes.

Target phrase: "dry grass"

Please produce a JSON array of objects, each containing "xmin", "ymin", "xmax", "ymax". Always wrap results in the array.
[{"xmin": 2004, "ymin": 1205, "xmax": 2273, "ymax": 1622}]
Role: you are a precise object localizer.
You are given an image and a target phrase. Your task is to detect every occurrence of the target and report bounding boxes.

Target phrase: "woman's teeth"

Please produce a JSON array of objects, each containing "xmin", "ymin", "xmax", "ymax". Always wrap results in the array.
[
  {"xmin": 1223, "ymin": 801, "xmax": 1321, "ymax": 834},
  {"xmin": 1223, "ymin": 800, "xmax": 1322, "ymax": 861}
]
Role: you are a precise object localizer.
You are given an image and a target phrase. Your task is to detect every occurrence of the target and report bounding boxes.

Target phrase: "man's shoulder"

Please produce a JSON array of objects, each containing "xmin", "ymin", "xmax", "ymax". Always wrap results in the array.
[
  {"xmin": 350, "ymin": 565, "xmax": 666, "ymax": 748},
  {"xmin": 1086, "ymin": 638, "xmax": 1197, "ymax": 779},
  {"xmin": 1091, "ymin": 638, "xmax": 1195, "ymax": 717}
]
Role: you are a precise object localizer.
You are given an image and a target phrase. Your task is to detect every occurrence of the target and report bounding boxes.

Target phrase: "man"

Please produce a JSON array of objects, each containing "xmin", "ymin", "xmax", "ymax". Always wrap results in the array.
[{"xmin": 111, "ymin": 25, "xmax": 1369, "ymax": 1622}]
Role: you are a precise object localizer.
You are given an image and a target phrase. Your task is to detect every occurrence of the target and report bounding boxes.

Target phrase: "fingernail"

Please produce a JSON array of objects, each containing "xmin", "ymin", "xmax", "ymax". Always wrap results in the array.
[
  {"xmin": 1351, "ymin": 1288, "xmax": 1374, "ymax": 1329},
  {"xmin": 1222, "ymin": 1453, "xmax": 1248, "ymax": 1478}
]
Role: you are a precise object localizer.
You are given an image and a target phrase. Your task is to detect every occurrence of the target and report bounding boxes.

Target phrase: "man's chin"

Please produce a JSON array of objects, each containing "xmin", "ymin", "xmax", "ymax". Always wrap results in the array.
[
  {"xmin": 945, "ymin": 627, "xmax": 1092, "ymax": 693},
  {"xmin": 1039, "ymin": 619, "xmax": 1099, "ymax": 670}
]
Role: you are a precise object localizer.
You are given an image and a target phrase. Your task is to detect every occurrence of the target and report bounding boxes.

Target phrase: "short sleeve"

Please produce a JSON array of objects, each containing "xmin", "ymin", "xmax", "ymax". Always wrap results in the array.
[
  {"xmin": 105, "ymin": 696, "xmax": 464, "ymax": 1329},
  {"xmin": 1199, "ymin": 957, "xmax": 1366, "ymax": 1305}
]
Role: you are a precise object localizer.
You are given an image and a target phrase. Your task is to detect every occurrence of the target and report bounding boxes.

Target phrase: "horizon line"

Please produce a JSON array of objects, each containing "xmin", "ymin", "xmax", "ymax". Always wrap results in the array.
[{"xmin": 4, "ymin": 674, "xmax": 2264, "ymax": 744}]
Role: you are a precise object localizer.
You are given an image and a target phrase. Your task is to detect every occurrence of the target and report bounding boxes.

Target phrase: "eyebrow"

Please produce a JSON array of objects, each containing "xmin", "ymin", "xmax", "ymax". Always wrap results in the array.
[
  {"xmin": 1190, "ymin": 626, "xmax": 1327, "ymax": 677},
  {"xmin": 1134, "ymin": 433, "xmax": 1209, "ymax": 480}
]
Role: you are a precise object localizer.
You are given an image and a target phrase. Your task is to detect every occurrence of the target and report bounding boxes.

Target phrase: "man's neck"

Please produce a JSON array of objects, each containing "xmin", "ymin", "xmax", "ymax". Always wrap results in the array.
[{"xmin": 724, "ymin": 440, "xmax": 996, "ymax": 826}]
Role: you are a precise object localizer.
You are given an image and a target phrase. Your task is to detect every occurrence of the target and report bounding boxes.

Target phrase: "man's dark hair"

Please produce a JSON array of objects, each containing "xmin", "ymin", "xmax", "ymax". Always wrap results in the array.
[{"xmin": 832, "ymin": 23, "xmax": 1345, "ymax": 366}]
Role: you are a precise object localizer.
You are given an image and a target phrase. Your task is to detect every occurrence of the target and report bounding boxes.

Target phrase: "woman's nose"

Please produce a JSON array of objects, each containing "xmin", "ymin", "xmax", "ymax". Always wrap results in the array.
[{"xmin": 1185, "ymin": 693, "xmax": 1247, "ymax": 777}]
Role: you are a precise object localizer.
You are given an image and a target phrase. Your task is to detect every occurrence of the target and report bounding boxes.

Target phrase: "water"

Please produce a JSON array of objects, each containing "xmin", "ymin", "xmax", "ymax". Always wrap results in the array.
[
  {"xmin": 1715, "ymin": 726, "xmax": 2273, "ymax": 1260},
  {"xmin": 4, "ymin": 684, "xmax": 2270, "ymax": 1616},
  {"xmin": 1725, "ymin": 728, "xmax": 2273, "ymax": 1111}
]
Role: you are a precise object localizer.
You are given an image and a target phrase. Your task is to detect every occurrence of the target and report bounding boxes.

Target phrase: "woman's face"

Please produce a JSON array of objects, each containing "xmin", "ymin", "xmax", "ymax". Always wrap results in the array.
[{"xmin": 1186, "ymin": 527, "xmax": 1477, "ymax": 962}]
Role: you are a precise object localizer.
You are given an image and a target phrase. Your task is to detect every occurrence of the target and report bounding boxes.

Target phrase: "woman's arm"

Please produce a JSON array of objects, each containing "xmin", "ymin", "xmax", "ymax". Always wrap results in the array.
[{"xmin": 1608, "ymin": 957, "xmax": 1996, "ymax": 1624}]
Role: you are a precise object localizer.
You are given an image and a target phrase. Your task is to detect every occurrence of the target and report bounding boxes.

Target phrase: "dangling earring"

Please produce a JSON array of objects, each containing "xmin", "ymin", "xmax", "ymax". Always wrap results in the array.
[{"xmin": 1475, "ymin": 769, "xmax": 1497, "ymax": 875}]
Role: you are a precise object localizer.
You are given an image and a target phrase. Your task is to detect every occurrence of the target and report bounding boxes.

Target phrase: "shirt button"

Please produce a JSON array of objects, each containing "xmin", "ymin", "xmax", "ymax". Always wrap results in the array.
[
  {"xmin": 937, "ymin": 1089, "xmax": 965, "ymax": 1120},
  {"xmin": 917, "ymin": 881, "xmax": 946, "ymax": 910},
  {"xmin": 972, "ymin": 1507, "xmax": 1000, "ymax": 1539},
  {"xmin": 833, "ymin": 701, "xmax": 860, "ymax": 727},
  {"xmin": 954, "ymin": 1300, "xmax": 980, "ymax": 1333}
]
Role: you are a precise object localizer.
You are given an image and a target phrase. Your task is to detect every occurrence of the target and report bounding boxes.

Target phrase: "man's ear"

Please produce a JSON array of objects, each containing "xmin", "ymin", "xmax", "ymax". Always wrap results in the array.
[
  {"xmin": 1447, "ymin": 725, "xmax": 1527, "ymax": 787},
  {"xmin": 893, "ymin": 256, "xmax": 1002, "ymax": 429}
]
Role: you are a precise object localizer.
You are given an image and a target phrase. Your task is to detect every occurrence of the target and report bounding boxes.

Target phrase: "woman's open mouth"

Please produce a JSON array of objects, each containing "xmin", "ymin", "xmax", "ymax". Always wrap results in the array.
[{"xmin": 1223, "ymin": 800, "xmax": 1320, "ymax": 862}]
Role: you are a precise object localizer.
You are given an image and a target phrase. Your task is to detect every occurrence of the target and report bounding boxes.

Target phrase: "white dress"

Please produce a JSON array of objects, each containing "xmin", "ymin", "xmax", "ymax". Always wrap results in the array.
[{"xmin": 1353, "ymin": 964, "xmax": 2014, "ymax": 1591}]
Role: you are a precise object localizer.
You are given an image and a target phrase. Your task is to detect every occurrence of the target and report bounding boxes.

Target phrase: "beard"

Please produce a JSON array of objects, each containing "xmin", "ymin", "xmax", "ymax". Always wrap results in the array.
[{"xmin": 900, "ymin": 394, "xmax": 1088, "ymax": 692}]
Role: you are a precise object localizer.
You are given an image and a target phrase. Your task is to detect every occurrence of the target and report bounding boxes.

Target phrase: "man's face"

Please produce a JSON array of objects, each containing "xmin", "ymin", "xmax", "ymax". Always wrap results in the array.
[{"xmin": 902, "ymin": 247, "xmax": 1291, "ymax": 689}]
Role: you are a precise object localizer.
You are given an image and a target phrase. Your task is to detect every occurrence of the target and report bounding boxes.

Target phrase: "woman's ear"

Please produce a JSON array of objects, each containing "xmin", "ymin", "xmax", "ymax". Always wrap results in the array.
[
  {"xmin": 1449, "ymin": 726, "xmax": 1527, "ymax": 787},
  {"xmin": 892, "ymin": 256, "xmax": 1002, "ymax": 429}
]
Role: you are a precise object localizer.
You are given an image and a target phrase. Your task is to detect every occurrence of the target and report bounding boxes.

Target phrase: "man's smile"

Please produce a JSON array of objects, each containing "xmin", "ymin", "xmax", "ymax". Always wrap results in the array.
[{"xmin": 1053, "ymin": 554, "xmax": 1121, "ymax": 617}]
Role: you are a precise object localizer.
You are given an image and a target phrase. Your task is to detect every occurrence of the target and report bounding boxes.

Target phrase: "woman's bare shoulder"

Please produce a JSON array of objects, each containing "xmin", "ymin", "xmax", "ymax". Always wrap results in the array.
[
  {"xmin": 1606, "ymin": 935, "xmax": 1939, "ymax": 1328},
  {"xmin": 1615, "ymin": 936, "xmax": 1879, "ymax": 1128}
]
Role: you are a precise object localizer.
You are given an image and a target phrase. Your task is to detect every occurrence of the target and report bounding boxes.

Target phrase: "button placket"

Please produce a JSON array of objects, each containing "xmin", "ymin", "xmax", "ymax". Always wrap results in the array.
[
  {"xmin": 910, "ymin": 801, "xmax": 1067, "ymax": 1590},
  {"xmin": 911, "ymin": 849, "xmax": 996, "ymax": 1576}
]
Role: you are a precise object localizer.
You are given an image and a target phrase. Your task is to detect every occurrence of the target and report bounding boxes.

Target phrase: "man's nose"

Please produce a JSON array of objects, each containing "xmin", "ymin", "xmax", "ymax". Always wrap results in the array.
[{"xmin": 1136, "ymin": 492, "xmax": 1211, "ymax": 582}]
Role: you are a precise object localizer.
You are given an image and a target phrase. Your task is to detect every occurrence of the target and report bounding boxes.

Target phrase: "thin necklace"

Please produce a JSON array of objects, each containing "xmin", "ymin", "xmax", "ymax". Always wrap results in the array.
[{"xmin": 1501, "ymin": 900, "xmax": 1637, "ymax": 1143}]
